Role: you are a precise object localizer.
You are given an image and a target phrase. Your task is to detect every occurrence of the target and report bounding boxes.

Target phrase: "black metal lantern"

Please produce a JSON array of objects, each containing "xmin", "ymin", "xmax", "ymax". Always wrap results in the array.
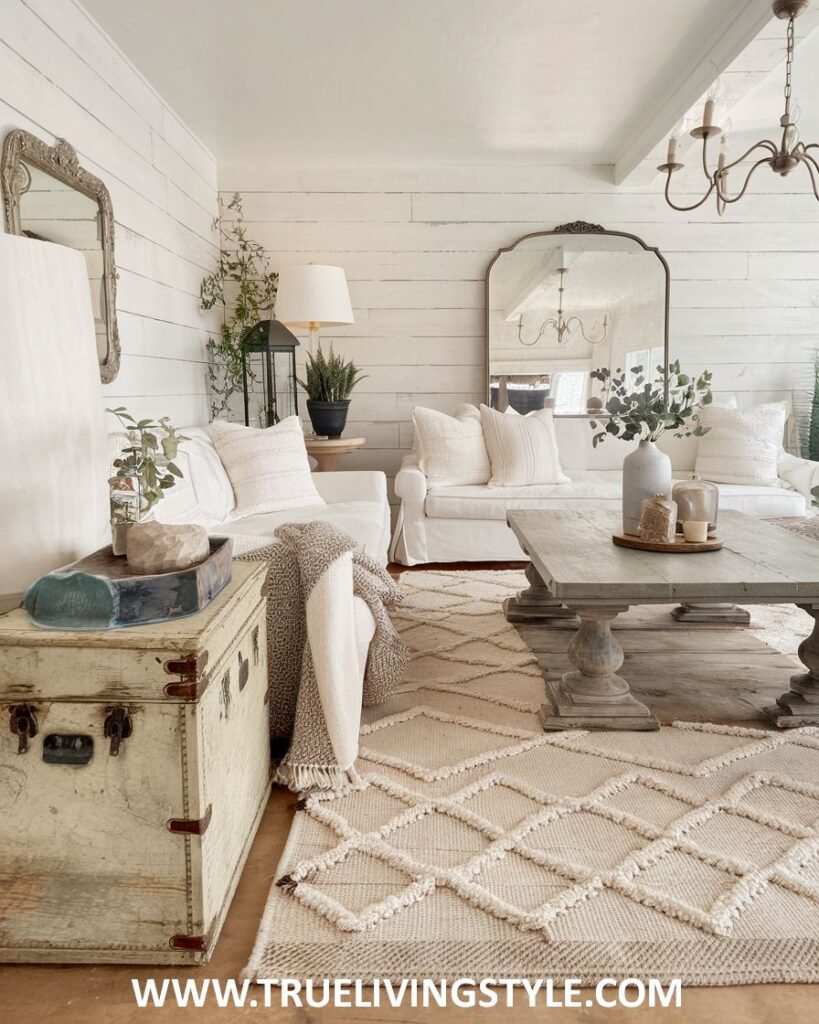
[{"xmin": 241, "ymin": 320, "xmax": 300, "ymax": 427}]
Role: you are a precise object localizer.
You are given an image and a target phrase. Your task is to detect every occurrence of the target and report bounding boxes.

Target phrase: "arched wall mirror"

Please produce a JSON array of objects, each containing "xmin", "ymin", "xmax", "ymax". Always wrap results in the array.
[
  {"xmin": 486, "ymin": 222, "xmax": 669, "ymax": 416},
  {"xmin": 1, "ymin": 129, "xmax": 120, "ymax": 384}
]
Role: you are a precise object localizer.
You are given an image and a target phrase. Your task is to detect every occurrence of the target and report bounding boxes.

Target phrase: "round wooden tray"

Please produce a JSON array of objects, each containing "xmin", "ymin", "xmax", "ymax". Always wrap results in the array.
[{"xmin": 612, "ymin": 532, "xmax": 723, "ymax": 553}]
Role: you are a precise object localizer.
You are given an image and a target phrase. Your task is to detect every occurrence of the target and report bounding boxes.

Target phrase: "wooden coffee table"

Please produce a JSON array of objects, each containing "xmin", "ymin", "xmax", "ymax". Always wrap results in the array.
[{"xmin": 505, "ymin": 509, "xmax": 819, "ymax": 732}]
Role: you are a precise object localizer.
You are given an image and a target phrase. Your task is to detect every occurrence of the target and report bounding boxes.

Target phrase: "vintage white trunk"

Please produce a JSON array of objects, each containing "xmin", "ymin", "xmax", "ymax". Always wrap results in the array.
[{"xmin": 0, "ymin": 562, "xmax": 270, "ymax": 964}]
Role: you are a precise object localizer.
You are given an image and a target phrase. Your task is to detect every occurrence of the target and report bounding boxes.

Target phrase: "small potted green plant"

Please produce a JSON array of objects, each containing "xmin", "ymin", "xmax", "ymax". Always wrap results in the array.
[
  {"xmin": 589, "ymin": 361, "xmax": 713, "ymax": 534},
  {"xmin": 107, "ymin": 408, "xmax": 188, "ymax": 554},
  {"xmin": 298, "ymin": 346, "xmax": 367, "ymax": 437}
]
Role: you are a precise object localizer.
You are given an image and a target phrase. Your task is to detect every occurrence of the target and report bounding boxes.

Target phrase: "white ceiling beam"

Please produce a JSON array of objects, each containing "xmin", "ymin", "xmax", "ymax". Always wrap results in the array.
[
  {"xmin": 613, "ymin": 0, "xmax": 776, "ymax": 186},
  {"xmin": 503, "ymin": 248, "xmax": 565, "ymax": 321}
]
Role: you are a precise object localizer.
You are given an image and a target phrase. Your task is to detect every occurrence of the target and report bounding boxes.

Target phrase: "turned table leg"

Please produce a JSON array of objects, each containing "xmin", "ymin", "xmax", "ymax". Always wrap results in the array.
[
  {"xmin": 503, "ymin": 563, "xmax": 576, "ymax": 623},
  {"xmin": 671, "ymin": 602, "xmax": 750, "ymax": 625},
  {"xmin": 540, "ymin": 605, "xmax": 659, "ymax": 731},
  {"xmin": 765, "ymin": 605, "xmax": 819, "ymax": 727}
]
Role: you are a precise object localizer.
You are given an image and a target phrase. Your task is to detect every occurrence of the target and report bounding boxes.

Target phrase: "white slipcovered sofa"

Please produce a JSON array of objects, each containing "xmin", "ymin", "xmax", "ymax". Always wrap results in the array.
[
  {"xmin": 146, "ymin": 427, "xmax": 392, "ymax": 564},
  {"xmin": 111, "ymin": 426, "xmax": 392, "ymax": 668},
  {"xmin": 390, "ymin": 416, "xmax": 818, "ymax": 565}
]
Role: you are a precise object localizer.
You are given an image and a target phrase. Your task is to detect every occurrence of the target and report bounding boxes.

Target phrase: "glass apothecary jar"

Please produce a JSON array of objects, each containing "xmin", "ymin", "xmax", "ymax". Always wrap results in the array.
[{"xmin": 672, "ymin": 476, "xmax": 719, "ymax": 534}]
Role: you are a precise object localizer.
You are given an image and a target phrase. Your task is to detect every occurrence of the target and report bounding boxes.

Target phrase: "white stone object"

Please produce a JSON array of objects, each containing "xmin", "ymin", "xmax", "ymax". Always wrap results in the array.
[{"xmin": 126, "ymin": 520, "xmax": 210, "ymax": 574}]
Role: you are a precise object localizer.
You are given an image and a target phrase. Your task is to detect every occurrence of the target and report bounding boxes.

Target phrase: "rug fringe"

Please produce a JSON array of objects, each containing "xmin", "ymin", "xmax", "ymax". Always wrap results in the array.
[{"xmin": 274, "ymin": 761, "xmax": 361, "ymax": 793}]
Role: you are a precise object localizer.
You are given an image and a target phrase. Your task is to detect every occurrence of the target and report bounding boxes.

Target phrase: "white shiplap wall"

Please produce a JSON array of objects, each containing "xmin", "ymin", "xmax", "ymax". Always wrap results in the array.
[
  {"xmin": 218, "ymin": 162, "xmax": 819, "ymax": 507},
  {"xmin": 0, "ymin": 0, "xmax": 219, "ymax": 425}
]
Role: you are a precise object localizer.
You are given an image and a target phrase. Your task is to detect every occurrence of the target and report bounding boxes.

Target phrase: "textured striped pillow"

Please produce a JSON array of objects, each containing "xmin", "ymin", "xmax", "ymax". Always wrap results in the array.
[
  {"xmin": 694, "ymin": 402, "xmax": 787, "ymax": 487},
  {"xmin": 207, "ymin": 417, "xmax": 324, "ymax": 519},
  {"xmin": 479, "ymin": 404, "xmax": 570, "ymax": 487},
  {"xmin": 413, "ymin": 404, "xmax": 491, "ymax": 486}
]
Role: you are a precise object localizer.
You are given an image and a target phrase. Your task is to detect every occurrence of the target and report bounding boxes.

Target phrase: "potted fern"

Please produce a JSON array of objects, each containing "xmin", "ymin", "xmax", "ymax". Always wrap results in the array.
[{"xmin": 298, "ymin": 346, "xmax": 367, "ymax": 437}]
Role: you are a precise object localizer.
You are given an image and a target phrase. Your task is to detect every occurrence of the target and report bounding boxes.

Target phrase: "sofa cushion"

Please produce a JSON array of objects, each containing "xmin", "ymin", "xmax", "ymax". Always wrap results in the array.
[
  {"xmin": 210, "ymin": 500, "xmax": 387, "ymax": 558},
  {"xmin": 426, "ymin": 471, "xmax": 621, "ymax": 520},
  {"xmin": 695, "ymin": 402, "xmax": 788, "ymax": 487},
  {"xmin": 412, "ymin": 404, "xmax": 491, "ymax": 486},
  {"xmin": 152, "ymin": 431, "xmax": 236, "ymax": 527},
  {"xmin": 480, "ymin": 404, "xmax": 569, "ymax": 487},
  {"xmin": 715, "ymin": 483, "xmax": 806, "ymax": 518},
  {"xmin": 179, "ymin": 428, "xmax": 237, "ymax": 523},
  {"xmin": 424, "ymin": 471, "xmax": 805, "ymax": 521},
  {"xmin": 208, "ymin": 416, "xmax": 323, "ymax": 519}
]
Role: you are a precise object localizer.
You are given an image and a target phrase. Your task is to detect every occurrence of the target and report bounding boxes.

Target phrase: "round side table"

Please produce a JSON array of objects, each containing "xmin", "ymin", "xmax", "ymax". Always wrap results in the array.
[{"xmin": 304, "ymin": 436, "xmax": 366, "ymax": 472}]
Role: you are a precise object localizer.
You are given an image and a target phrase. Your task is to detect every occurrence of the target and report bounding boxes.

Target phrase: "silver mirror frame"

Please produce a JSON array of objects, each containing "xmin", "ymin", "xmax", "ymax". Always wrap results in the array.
[
  {"xmin": 1, "ymin": 129, "xmax": 120, "ymax": 384},
  {"xmin": 485, "ymin": 220, "xmax": 671, "ymax": 415}
]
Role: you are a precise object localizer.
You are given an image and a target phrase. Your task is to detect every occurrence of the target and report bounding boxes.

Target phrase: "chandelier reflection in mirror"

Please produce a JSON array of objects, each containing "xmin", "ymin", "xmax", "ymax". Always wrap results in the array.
[
  {"xmin": 659, "ymin": 0, "xmax": 818, "ymax": 214},
  {"xmin": 516, "ymin": 266, "xmax": 610, "ymax": 347}
]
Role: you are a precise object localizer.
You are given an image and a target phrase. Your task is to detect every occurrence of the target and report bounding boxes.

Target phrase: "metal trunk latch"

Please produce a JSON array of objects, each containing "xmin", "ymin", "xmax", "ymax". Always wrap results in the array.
[
  {"xmin": 103, "ymin": 705, "xmax": 133, "ymax": 756},
  {"xmin": 9, "ymin": 703, "xmax": 38, "ymax": 754}
]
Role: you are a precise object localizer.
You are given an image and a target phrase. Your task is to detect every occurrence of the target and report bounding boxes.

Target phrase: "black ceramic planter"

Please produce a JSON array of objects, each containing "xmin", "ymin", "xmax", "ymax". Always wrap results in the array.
[{"xmin": 306, "ymin": 399, "xmax": 351, "ymax": 438}]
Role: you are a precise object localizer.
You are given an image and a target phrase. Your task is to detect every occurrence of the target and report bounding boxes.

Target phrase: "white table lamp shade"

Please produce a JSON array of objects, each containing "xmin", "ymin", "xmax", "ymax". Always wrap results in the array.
[
  {"xmin": 0, "ymin": 234, "xmax": 108, "ymax": 610},
  {"xmin": 275, "ymin": 265, "xmax": 354, "ymax": 327}
]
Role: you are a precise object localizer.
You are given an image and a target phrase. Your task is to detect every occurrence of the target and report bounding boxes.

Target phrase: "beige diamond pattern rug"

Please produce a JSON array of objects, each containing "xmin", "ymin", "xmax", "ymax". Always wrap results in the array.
[{"xmin": 245, "ymin": 571, "xmax": 819, "ymax": 985}]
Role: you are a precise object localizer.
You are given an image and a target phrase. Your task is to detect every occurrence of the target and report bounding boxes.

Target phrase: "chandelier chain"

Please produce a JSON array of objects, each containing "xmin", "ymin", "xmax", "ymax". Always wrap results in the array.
[{"xmin": 784, "ymin": 15, "xmax": 794, "ymax": 115}]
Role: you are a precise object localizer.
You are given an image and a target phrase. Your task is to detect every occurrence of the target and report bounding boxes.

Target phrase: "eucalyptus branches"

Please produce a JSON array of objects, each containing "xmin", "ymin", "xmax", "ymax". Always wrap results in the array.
[
  {"xmin": 589, "ymin": 360, "xmax": 713, "ymax": 447},
  {"xmin": 107, "ymin": 408, "xmax": 188, "ymax": 515}
]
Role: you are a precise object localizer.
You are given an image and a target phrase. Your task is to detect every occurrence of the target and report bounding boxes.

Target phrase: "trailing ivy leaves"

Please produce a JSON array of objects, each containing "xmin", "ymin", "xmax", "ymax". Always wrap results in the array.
[
  {"xmin": 107, "ymin": 407, "xmax": 188, "ymax": 515},
  {"xmin": 588, "ymin": 360, "xmax": 713, "ymax": 448},
  {"xmin": 297, "ymin": 345, "xmax": 367, "ymax": 402},
  {"xmin": 200, "ymin": 193, "xmax": 278, "ymax": 420}
]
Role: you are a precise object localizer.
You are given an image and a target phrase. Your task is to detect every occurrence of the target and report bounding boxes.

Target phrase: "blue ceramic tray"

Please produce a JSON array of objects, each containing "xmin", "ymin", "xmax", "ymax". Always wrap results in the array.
[{"xmin": 23, "ymin": 537, "xmax": 233, "ymax": 630}]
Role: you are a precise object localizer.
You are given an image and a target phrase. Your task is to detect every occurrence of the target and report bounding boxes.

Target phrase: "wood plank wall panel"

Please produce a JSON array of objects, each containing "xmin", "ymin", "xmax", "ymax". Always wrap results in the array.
[
  {"xmin": 0, "ymin": 0, "xmax": 219, "ymax": 427},
  {"xmin": 219, "ymin": 163, "xmax": 819, "ymax": 507}
]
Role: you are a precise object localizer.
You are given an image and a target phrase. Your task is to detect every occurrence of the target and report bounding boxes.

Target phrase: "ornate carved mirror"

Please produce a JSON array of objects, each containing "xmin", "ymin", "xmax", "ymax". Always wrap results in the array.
[
  {"xmin": 486, "ymin": 222, "xmax": 670, "ymax": 416},
  {"xmin": 1, "ymin": 129, "xmax": 120, "ymax": 383}
]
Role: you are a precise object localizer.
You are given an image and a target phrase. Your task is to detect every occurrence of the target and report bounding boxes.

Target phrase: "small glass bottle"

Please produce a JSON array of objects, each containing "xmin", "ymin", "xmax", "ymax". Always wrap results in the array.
[
  {"xmin": 639, "ymin": 493, "xmax": 677, "ymax": 543},
  {"xmin": 672, "ymin": 476, "xmax": 719, "ymax": 535}
]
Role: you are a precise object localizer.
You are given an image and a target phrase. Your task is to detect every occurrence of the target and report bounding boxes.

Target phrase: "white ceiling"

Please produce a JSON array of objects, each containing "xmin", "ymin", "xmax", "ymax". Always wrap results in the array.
[{"xmin": 80, "ymin": 0, "xmax": 766, "ymax": 166}]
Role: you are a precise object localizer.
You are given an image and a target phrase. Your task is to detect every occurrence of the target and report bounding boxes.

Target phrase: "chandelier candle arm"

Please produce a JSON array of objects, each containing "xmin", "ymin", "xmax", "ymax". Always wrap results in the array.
[{"xmin": 659, "ymin": 1, "xmax": 817, "ymax": 214}]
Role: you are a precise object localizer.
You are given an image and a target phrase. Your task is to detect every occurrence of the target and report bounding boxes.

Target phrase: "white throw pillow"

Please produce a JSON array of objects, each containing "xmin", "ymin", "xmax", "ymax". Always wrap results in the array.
[
  {"xmin": 412, "ymin": 404, "xmax": 491, "ymax": 486},
  {"xmin": 207, "ymin": 417, "xmax": 324, "ymax": 519},
  {"xmin": 479, "ymin": 404, "xmax": 570, "ymax": 487},
  {"xmin": 694, "ymin": 402, "xmax": 787, "ymax": 487}
]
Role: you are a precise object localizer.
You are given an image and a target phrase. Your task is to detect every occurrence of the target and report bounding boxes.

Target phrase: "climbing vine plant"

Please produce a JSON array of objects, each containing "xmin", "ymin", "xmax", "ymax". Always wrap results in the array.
[{"xmin": 200, "ymin": 192, "xmax": 278, "ymax": 419}]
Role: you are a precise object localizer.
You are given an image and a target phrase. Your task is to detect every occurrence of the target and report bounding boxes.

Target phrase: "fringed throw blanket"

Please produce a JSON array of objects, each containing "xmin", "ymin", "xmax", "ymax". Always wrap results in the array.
[{"xmin": 239, "ymin": 522, "xmax": 407, "ymax": 791}]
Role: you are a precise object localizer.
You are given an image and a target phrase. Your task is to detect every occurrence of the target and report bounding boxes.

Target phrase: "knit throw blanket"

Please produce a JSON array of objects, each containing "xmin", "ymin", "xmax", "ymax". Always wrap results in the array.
[{"xmin": 238, "ymin": 521, "xmax": 407, "ymax": 791}]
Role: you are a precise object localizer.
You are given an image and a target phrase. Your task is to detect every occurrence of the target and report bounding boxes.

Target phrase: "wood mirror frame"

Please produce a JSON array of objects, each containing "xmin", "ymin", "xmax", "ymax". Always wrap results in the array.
[
  {"xmin": 1, "ymin": 129, "xmax": 120, "ymax": 384},
  {"xmin": 485, "ymin": 220, "xmax": 671, "ymax": 416}
]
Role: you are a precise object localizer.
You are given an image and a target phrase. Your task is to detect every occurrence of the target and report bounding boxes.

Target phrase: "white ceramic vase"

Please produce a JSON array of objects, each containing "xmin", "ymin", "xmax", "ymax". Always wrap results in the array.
[{"xmin": 622, "ymin": 439, "xmax": 672, "ymax": 536}]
